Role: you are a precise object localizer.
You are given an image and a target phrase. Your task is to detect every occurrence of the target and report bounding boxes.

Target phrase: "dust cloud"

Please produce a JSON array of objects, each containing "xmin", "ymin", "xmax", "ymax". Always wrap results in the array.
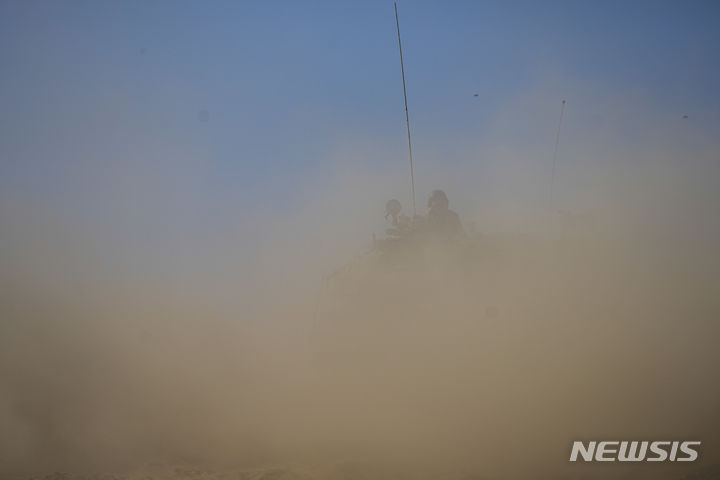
[{"xmin": 1, "ymin": 87, "xmax": 719, "ymax": 480}]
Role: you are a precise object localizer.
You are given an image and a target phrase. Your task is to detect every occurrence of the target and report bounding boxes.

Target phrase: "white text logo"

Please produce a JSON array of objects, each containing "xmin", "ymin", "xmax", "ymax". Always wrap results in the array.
[{"xmin": 569, "ymin": 441, "xmax": 700, "ymax": 462}]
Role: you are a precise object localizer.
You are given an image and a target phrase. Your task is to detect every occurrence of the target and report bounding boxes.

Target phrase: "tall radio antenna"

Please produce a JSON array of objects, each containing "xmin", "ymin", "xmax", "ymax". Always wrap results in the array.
[
  {"xmin": 394, "ymin": 2, "xmax": 416, "ymax": 216},
  {"xmin": 549, "ymin": 99, "xmax": 566, "ymax": 223}
]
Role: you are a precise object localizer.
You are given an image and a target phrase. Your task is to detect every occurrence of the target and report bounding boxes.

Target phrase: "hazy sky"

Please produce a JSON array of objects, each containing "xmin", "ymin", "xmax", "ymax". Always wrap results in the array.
[
  {"xmin": 2, "ymin": 0, "xmax": 719, "ymax": 203},
  {"xmin": 1, "ymin": 0, "xmax": 719, "ymax": 286}
]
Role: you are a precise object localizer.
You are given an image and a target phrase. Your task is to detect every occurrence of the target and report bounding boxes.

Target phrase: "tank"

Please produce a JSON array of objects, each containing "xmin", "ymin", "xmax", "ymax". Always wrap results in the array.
[{"xmin": 309, "ymin": 197, "xmax": 551, "ymax": 367}]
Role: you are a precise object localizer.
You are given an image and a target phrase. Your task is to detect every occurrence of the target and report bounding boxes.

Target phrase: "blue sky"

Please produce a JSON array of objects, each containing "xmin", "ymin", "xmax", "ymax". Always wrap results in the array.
[{"xmin": 1, "ymin": 0, "xmax": 719, "ymax": 251}]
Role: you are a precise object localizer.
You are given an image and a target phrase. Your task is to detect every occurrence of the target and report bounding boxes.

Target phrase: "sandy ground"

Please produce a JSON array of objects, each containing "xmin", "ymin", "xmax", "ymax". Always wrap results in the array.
[{"xmin": 19, "ymin": 461, "xmax": 720, "ymax": 480}]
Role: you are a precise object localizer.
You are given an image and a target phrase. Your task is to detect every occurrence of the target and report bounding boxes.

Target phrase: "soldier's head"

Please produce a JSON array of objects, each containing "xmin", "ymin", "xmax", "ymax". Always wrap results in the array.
[{"xmin": 428, "ymin": 189, "xmax": 449, "ymax": 211}]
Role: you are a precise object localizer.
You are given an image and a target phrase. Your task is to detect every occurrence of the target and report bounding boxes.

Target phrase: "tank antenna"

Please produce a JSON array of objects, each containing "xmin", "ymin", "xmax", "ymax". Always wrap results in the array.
[
  {"xmin": 549, "ymin": 99, "xmax": 566, "ymax": 223},
  {"xmin": 394, "ymin": 2, "xmax": 416, "ymax": 217}
]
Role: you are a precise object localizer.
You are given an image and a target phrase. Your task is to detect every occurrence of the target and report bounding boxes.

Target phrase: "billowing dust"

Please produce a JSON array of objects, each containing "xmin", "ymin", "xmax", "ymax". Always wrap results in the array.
[{"xmin": 1, "ymin": 109, "xmax": 719, "ymax": 480}]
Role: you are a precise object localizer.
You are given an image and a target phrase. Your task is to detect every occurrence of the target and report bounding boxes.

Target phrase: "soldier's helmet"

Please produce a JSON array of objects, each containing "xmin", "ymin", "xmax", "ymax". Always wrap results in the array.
[{"xmin": 428, "ymin": 189, "xmax": 449, "ymax": 210}]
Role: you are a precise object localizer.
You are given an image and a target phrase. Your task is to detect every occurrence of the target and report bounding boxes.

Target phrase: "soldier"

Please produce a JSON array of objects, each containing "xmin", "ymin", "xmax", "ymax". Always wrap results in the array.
[
  {"xmin": 425, "ymin": 189, "xmax": 463, "ymax": 240},
  {"xmin": 385, "ymin": 199, "xmax": 402, "ymax": 227},
  {"xmin": 384, "ymin": 198, "xmax": 411, "ymax": 237},
  {"xmin": 375, "ymin": 199, "xmax": 413, "ymax": 262}
]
